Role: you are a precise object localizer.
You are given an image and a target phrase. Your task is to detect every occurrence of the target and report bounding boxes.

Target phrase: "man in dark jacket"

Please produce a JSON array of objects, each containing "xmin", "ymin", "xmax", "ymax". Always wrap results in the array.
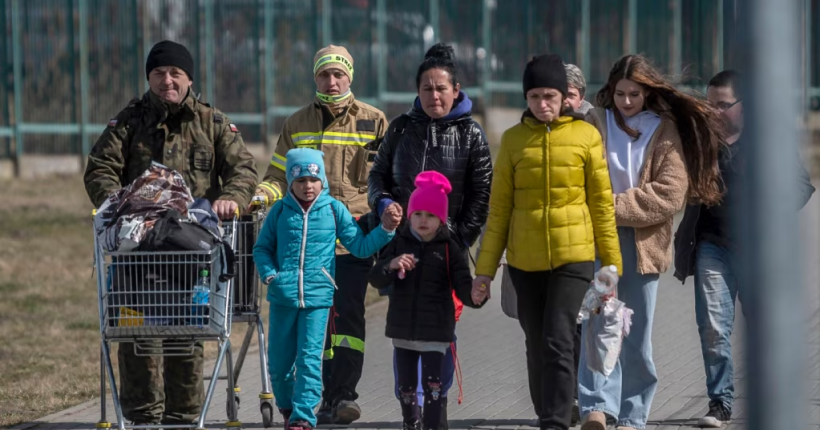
[
  {"xmin": 84, "ymin": 40, "xmax": 258, "ymax": 427},
  {"xmin": 673, "ymin": 70, "xmax": 815, "ymax": 428}
]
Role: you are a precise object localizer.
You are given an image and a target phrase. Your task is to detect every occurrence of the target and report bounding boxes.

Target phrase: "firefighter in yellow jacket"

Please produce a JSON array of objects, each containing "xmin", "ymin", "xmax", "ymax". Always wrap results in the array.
[{"xmin": 255, "ymin": 45, "xmax": 388, "ymax": 425}]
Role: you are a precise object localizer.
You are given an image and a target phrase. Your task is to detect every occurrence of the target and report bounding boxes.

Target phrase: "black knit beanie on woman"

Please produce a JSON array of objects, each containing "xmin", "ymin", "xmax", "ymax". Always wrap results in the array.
[
  {"xmin": 522, "ymin": 54, "xmax": 568, "ymax": 99},
  {"xmin": 145, "ymin": 40, "xmax": 195, "ymax": 80}
]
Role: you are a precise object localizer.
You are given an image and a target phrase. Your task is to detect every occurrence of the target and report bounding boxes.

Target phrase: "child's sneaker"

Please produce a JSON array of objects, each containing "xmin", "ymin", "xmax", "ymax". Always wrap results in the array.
[
  {"xmin": 288, "ymin": 419, "xmax": 312, "ymax": 430},
  {"xmin": 279, "ymin": 408, "xmax": 292, "ymax": 430}
]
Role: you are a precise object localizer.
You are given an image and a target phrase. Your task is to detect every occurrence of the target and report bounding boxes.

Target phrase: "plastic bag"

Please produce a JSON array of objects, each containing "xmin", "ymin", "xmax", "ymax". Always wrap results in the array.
[{"xmin": 583, "ymin": 298, "xmax": 634, "ymax": 377}]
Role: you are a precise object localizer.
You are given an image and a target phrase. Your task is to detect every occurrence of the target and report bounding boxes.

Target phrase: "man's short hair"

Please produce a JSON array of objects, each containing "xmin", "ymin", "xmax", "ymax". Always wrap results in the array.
[
  {"xmin": 564, "ymin": 63, "xmax": 587, "ymax": 97},
  {"xmin": 708, "ymin": 70, "xmax": 741, "ymax": 97}
]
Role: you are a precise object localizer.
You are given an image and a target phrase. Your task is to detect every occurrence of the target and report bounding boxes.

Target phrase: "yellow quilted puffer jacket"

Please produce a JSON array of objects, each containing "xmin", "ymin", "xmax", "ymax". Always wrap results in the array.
[{"xmin": 476, "ymin": 112, "xmax": 622, "ymax": 278}]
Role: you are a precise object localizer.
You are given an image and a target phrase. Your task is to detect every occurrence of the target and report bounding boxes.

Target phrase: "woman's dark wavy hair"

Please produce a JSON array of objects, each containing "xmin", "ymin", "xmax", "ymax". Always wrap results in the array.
[
  {"xmin": 416, "ymin": 43, "xmax": 459, "ymax": 89},
  {"xmin": 596, "ymin": 54, "xmax": 725, "ymax": 206}
]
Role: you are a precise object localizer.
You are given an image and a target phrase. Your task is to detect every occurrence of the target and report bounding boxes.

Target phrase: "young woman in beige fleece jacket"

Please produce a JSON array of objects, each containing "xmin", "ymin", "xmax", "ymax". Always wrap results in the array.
[{"xmin": 579, "ymin": 55, "xmax": 724, "ymax": 430}]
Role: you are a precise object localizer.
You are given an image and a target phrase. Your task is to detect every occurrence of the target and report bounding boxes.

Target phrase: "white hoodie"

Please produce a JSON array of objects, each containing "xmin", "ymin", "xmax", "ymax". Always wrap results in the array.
[{"xmin": 604, "ymin": 109, "xmax": 661, "ymax": 194}]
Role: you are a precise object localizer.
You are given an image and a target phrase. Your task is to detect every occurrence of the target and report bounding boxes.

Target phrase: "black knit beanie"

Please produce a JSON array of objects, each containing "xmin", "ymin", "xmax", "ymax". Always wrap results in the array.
[
  {"xmin": 523, "ymin": 54, "xmax": 568, "ymax": 99},
  {"xmin": 145, "ymin": 40, "xmax": 194, "ymax": 80}
]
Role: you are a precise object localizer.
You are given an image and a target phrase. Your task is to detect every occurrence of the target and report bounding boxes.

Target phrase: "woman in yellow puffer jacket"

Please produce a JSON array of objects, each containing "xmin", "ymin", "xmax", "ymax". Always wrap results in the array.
[{"xmin": 473, "ymin": 54, "xmax": 622, "ymax": 430}]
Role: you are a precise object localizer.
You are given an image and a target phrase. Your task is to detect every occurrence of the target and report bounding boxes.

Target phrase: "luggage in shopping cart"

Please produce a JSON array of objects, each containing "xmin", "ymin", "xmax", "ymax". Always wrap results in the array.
[{"xmin": 94, "ymin": 215, "xmax": 243, "ymax": 430}]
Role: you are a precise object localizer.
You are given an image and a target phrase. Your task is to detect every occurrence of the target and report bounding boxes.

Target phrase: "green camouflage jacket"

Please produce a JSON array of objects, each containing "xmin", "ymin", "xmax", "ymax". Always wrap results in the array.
[{"xmin": 84, "ymin": 89, "xmax": 258, "ymax": 208}]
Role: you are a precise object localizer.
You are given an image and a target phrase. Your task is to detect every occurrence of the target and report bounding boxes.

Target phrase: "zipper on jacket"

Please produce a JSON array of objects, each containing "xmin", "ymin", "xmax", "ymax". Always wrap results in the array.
[
  {"xmin": 421, "ymin": 123, "xmax": 432, "ymax": 171},
  {"xmin": 321, "ymin": 267, "xmax": 338, "ymax": 290},
  {"xmin": 544, "ymin": 125, "xmax": 553, "ymax": 270},
  {"xmin": 410, "ymin": 243, "xmax": 425, "ymax": 340},
  {"xmin": 293, "ymin": 190, "xmax": 321, "ymax": 308}
]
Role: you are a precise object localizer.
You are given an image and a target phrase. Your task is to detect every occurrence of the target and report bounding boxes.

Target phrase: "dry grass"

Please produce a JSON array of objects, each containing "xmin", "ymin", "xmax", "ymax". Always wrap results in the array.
[
  {"xmin": 0, "ymin": 174, "xmax": 100, "ymax": 427},
  {"xmin": 0, "ymin": 172, "xmax": 382, "ymax": 429}
]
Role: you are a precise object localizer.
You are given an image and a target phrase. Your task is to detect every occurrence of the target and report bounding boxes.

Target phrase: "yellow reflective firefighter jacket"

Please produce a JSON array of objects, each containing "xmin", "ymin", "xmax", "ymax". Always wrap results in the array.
[{"xmin": 257, "ymin": 95, "xmax": 388, "ymax": 254}]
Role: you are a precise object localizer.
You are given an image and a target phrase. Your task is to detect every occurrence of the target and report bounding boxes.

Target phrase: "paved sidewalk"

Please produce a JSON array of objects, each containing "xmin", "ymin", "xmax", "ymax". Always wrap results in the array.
[{"xmin": 15, "ymin": 200, "xmax": 820, "ymax": 430}]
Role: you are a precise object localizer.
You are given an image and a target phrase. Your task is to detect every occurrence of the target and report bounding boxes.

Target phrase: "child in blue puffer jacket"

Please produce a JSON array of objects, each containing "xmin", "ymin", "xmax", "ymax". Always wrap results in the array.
[{"xmin": 254, "ymin": 148, "xmax": 401, "ymax": 430}]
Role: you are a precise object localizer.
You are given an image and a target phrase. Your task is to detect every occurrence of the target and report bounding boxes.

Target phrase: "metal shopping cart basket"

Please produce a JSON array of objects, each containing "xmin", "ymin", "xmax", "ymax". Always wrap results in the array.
[
  {"xmin": 93, "ymin": 214, "xmax": 241, "ymax": 430},
  {"xmin": 210, "ymin": 196, "xmax": 275, "ymax": 428}
]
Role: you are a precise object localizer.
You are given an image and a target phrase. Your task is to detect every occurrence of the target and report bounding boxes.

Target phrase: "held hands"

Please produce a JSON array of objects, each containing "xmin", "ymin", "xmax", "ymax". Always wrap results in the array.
[
  {"xmin": 381, "ymin": 202, "xmax": 403, "ymax": 231},
  {"xmin": 471, "ymin": 275, "xmax": 493, "ymax": 305}
]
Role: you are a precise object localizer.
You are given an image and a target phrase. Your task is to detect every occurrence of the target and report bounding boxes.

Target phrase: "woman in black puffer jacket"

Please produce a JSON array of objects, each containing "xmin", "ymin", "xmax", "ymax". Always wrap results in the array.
[
  {"xmin": 368, "ymin": 43, "xmax": 493, "ymax": 250},
  {"xmin": 368, "ymin": 43, "xmax": 492, "ymax": 430}
]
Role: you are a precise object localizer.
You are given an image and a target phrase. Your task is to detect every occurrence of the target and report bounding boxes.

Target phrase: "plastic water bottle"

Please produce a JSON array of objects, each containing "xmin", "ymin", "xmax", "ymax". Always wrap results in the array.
[
  {"xmin": 191, "ymin": 269, "xmax": 210, "ymax": 327},
  {"xmin": 592, "ymin": 265, "xmax": 619, "ymax": 295}
]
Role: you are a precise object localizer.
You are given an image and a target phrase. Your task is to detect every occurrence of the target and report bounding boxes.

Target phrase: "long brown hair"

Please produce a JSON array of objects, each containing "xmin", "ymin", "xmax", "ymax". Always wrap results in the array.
[{"xmin": 596, "ymin": 54, "xmax": 724, "ymax": 206}]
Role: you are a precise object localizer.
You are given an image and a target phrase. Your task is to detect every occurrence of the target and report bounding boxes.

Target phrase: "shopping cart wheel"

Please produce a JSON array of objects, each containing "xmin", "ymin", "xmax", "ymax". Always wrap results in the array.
[
  {"xmin": 226, "ymin": 397, "xmax": 241, "ymax": 418},
  {"xmin": 261, "ymin": 402, "xmax": 274, "ymax": 428},
  {"xmin": 227, "ymin": 387, "xmax": 241, "ymax": 418}
]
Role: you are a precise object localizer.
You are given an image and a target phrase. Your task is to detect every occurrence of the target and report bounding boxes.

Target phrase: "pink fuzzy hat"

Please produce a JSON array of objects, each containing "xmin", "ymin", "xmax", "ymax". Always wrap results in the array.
[{"xmin": 407, "ymin": 171, "xmax": 452, "ymax": 224}]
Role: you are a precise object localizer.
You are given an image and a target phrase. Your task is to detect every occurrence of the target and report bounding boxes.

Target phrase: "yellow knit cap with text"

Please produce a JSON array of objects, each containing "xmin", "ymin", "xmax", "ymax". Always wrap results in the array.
[{"xmin": 313, "ymin": 45, "xmax": 354, "ymax": 81}]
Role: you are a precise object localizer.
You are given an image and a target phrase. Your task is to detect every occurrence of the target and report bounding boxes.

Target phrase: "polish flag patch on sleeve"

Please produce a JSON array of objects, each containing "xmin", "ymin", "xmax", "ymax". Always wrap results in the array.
[
  {"xmin": 229, "ymin": 123, "xmax": 238, "ymax": 132},
  {"xmin": 107, "ymin": 119, "xmax": 117, "ymax": 127}
]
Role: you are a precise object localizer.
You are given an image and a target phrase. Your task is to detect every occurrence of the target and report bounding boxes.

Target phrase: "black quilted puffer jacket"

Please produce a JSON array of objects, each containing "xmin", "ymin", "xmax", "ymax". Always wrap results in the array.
[{"xmin": 367, "ymin": 92, "xmax": 492, "ymax": 248}]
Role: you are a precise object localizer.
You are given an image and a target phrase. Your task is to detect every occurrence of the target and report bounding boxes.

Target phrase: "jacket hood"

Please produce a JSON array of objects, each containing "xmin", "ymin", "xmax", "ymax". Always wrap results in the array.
[
  {"xmin": 521, "ymin": 109, "xmax": 584, "ymax": 129},
  {"xmin": 576, "ymin": 100, "xmax": 595, "ymax": 115},
  {"xmin": 410, "ymin": 91, "xmax": 473, "ymax": 123},
  {"xmin": 399, "ymin": 221, "xmax": 451, "ymax": 243}
]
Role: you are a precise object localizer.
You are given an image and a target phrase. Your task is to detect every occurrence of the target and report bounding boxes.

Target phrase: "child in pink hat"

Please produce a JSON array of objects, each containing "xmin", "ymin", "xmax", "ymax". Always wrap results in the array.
[{"xmin": 369, "ymin": 171, "xmax": 487, "ymax": 430}]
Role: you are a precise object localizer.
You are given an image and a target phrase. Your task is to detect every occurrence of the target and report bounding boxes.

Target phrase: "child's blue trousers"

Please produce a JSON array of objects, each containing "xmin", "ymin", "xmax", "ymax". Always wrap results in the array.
[{"xmin": 268, "ymin": 304, "xmax": 331, "ymax": 427}]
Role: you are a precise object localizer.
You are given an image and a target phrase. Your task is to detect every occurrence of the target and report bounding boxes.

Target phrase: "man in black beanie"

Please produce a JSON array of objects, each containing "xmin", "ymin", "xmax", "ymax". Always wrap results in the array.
[
  {"xmin": 84, "ymin": 40, "xmax": 258, "ymax": 427},
  {"xmin": 145, "ymin": 40, "xmax": 196, "ymax": 104}
]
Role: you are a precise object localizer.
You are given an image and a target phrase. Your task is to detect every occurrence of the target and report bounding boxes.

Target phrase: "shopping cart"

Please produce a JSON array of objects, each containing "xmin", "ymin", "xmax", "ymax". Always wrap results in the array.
[
  {"xmin": 93, "ymin": 214, "xmax": 241, "ymax": 430},
  {"xmin": 208, "ymin": 196, "xmax": 275, "ymax": 428}
]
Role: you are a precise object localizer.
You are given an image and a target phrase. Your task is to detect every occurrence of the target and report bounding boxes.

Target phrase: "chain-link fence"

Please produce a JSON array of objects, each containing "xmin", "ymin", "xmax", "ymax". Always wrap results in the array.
[{"xmin": 0, "ymin": 0, "xmax": 817, "ymax": 175}]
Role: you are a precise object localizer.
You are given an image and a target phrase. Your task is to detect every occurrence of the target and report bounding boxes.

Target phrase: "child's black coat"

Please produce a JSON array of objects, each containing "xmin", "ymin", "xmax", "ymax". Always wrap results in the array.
[{"xmin": 368, "ymin": 225, "xmax": 483, "ymax": 343}]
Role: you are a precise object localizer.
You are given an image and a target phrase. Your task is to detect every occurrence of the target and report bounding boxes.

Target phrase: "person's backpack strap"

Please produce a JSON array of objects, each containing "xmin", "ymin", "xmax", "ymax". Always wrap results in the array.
[{"xmin": 446, "ymin": 242, "xmax": 464, "ymax": 321}]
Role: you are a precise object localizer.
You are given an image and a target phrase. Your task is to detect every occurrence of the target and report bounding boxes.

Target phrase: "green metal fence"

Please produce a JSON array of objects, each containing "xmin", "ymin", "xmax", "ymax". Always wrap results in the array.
[{"xmin": 0, "ymin": 0, "xmax": 817, "ymax": 176}]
